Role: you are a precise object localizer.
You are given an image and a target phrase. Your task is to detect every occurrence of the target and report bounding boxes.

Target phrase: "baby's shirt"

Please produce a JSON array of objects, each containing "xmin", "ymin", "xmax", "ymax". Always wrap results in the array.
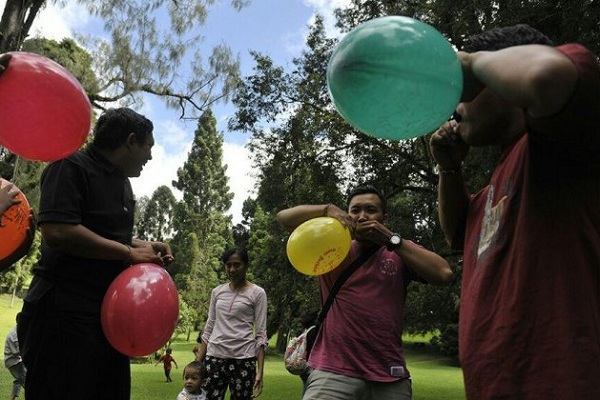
[{"xmin": 177, "ymin": 388, "xmax": 206, "ymax": 400}]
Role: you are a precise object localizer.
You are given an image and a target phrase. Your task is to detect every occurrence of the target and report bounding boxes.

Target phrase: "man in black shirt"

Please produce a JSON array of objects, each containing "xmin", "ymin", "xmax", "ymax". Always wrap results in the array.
[{"xmin": 17, "ymin": 108, "xmax": 174, "ymax": 400}]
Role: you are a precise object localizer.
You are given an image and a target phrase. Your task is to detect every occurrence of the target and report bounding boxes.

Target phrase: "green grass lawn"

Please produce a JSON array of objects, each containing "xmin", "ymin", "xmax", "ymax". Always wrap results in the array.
[{"xmin": 0, "ymin": 294, "xmax": 465, "ymax": 399}]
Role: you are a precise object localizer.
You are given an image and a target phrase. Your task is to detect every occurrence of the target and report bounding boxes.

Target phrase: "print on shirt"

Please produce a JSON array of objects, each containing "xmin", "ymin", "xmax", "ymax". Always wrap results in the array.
[
  {"xmin": 379, "ymin": 258, "xmax": 399, "ymax": 276},
  {"xmin": 477, "ymin": 185, "xmax": 507, "ymax": 258}
]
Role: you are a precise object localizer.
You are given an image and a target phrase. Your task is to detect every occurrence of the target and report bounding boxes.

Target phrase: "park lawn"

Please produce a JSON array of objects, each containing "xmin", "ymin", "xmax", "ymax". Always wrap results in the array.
[{"xmin": 0, "ymin": 294, "xmax": 465, "ymax": 399}]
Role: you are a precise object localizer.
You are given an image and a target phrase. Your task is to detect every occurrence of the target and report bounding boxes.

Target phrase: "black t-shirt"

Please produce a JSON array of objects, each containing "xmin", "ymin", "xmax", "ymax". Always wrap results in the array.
[{"xmin": 26, "ymin": 145, "xmax": 135, "ymax": 313}]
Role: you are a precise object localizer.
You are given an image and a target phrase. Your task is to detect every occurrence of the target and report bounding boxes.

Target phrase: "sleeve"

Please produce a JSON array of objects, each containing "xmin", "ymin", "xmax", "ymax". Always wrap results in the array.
[
  {"xmin": 38, "ymin": 159, "xmax": 87, "ymax": 225},
  {"xmin": 254, "ymin": 287, "xmax": 268, "ymax": 351},
  {"xmin": 201, "ymin": 288, "xmax": 217, "ymax": 344},
  {"xmin": 176, "ymin": 390, "xmax": 187, "ymax": 400},
  {"xmin": 526, "ymin": 44, "xmax": 600, "ymax": 174}
]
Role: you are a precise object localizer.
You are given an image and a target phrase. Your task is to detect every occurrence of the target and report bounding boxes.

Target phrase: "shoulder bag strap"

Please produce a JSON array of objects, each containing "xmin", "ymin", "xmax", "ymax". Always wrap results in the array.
[{"xmin": 315, "ymin": 245, "xmax": 379, "ymax": 325}]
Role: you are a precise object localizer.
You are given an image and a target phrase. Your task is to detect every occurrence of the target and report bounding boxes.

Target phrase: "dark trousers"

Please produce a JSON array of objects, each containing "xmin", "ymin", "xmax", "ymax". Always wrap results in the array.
[
  {"xmin": 204, "ymin": 356, "xmax": 256, "ymax": 400},
  {"xmin": 17, "ymin": 290, "xmax": 130, "ymax": 400}
]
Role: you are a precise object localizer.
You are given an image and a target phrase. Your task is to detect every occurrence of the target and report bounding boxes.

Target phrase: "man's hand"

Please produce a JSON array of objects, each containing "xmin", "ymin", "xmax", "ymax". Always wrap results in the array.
[
  {"xmin": 354, "ymin": 219, "xmax": 393, "ymax": 247},
  {"xmin": 0, "ymin": 181, "xmax": 21, "ymax": 217},
  {"xmin": 129, "ymin": 240, "xmax": 174, "ymax": 266},
  {"xmin": 429, "ymin": 121, "xmax": 470, "ymax": 171}
]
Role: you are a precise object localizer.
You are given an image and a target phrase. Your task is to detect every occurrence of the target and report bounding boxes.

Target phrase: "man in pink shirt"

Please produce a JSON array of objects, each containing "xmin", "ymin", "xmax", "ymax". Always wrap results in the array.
[{"xmin": 277, "ymin": 185, "xmax": 453, "ymax": 400}]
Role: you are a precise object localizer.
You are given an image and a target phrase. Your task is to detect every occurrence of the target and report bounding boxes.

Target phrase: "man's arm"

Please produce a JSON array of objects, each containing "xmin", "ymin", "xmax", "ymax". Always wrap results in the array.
[
  {"xmin": 459, "ymin": 45, "xmax": 578, "ymax": 118},
  {"xmin": 40, "ymin": 223, "xmax": 167, "ymax": 266},
  {"xmin": 276, "ymin": 203, "xmax": 353, "ymax": 232},
  {"xmin": 354, "ymin": 219, "xmax": 453, "ymax": 286},
  {"xmin": 393, "ymin": 239, "xmax": 454, "ymax": 286},
  {"xmin": 276, "ymin": 204, "xmax": 332, "ymax": 232}
]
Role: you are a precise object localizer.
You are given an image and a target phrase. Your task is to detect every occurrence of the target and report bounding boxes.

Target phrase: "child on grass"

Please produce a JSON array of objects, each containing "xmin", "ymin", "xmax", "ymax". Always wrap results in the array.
[
  {"xmin": 177, "ymin": 361, "xmax": 207, "ymax": 400},
  {"xmin": 155, "ymin": 348, "xmax": 178, "ymax": 383}
]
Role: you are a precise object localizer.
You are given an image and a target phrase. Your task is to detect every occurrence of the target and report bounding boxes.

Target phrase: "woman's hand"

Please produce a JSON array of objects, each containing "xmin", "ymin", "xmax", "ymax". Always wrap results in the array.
[{"xmin": 252, "ymin": 376, "xmax": 263, "ymax": 398}]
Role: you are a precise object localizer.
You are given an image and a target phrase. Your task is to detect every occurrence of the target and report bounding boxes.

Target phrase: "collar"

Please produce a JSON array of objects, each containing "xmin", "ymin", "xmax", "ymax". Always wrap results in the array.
[{"xmin": 85, "ymin": 144, "xmax": 118, "ymax": 174}]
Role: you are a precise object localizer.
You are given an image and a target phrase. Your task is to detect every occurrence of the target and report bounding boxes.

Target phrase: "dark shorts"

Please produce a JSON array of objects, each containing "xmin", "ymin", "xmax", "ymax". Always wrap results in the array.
[{"xmin": 17, "ymin": 288, "xmax": 131, "ymax": 400}]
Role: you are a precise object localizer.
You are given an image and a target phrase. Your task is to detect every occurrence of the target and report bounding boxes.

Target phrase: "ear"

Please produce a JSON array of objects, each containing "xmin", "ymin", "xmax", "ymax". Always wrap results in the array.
[
  {"xmin": 383, "ymin": 213, "xmax": 389, "ymax": 223},
  {"xmin": 125, "ymin": 132, "xmax": 137, "ymax": 148}
]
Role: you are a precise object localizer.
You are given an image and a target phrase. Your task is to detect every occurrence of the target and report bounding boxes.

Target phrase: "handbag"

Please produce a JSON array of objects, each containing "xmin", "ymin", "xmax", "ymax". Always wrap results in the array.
[{"xmin": 284, "ymin": 247, "xmax": 378, "ymax": 375}]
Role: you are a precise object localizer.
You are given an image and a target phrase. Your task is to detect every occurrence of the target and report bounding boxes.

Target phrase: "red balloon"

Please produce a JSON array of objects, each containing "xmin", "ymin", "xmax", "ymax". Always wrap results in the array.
[
  {"xmin": 101, "ymin": 263, "xmax": 179, "ymax": 357},
  {"xmin": 0, "ymin": 178, "xmax": 31, "ymax": 261},
  {"xmin": 0, "ymin": 52, "xmax": 91, "ymax": 161}
]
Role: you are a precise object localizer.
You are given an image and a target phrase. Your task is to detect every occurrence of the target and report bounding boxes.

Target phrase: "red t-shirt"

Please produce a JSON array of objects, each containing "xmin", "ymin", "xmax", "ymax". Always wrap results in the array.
[
  {"xmin": 458, "ymin": 44, "xmax": 600, "ymax": 399},
  {"xmin": 160, "ymin": 354, "xmax": 175, "ymax": 370},
  {"xmin": 309, "ymin": 242, "xmax": 423, "ymax": 381}
]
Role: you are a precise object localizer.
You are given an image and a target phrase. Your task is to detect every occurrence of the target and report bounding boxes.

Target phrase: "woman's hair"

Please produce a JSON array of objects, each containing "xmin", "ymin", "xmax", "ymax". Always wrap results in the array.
[
  {"xmin": 184, "ymin": 361, "xmax": 207, "ymax": 379},
  {"xmin": 221, "ymin": 246, "xmax": 249, "ymax": 265}
]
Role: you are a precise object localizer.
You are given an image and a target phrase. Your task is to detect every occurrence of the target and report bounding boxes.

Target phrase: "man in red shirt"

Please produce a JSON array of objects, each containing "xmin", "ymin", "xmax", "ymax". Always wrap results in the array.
[{"xmin": 430, "ymin": 24, "xmax": 600, "ymax": 399}]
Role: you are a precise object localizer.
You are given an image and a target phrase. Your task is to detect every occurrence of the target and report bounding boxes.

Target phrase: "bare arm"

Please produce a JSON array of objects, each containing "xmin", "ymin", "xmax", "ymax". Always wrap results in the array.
[
  {"xmin": 253, "ymin": 345, "xmax": 265, "ymax": 398},
  {"xmin": 394, "ymin": 239, "xmax": 453, "ymax": 285},
  {"xmin": 195, "ymin": 341, "xmax": 207, "ymax": 362},
  {"xmin": 276, "ymin": 204, "xmax": 331, "ymax": 232},
  {"xmin": 0, "ymin": 181, "xmax": 21, "ymax": 216},
  {"xmin": 355, "ymin": 219, "xmax": 453, "ymax": 285},
  {"xmin": 460, "ymin": 45, "xmax": 578, "ymax": 118},
  {"xmin": 40, "ymin": 223, "xmax": 168, "ymax": 266}
]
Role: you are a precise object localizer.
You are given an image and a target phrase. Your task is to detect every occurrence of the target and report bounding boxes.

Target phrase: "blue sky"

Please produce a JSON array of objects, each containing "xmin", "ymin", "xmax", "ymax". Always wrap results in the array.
[{"xmin": 6, "ymin": 0, "xmax": 349, "ymax": 224}]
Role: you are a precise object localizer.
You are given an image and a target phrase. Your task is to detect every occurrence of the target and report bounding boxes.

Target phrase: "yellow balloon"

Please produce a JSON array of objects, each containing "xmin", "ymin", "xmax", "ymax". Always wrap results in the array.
[{"xmin": 286, "ymin": 217, "xmax": 352, "ymax": 276}]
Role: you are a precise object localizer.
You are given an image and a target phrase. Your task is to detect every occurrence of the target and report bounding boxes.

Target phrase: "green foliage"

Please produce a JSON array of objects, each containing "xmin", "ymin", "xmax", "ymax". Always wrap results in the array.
[
  {"xmin": 135, "ymin": 185, "xmax": 178, "ymax": 241},
  {"xmin": 22, "ymin": 37, "xmax": 100, "ymax": 97},
  {"xmin": 431, "ymin": 323, "xmax": 460, "ymax": 360}
]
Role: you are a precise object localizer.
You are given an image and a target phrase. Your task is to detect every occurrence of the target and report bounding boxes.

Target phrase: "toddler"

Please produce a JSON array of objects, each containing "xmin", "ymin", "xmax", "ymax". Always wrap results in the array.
[{"xmin": 177, "ymin": 361, "xmax": 207, "ymax": 400}]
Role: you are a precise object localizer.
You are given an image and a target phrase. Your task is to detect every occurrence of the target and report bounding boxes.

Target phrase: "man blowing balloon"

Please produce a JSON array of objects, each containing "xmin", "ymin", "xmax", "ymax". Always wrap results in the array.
[
  {"xmin": 430, "ymin": 25, "xmax": 600, "ymax": 399},
  {"xmin": 17, "ymin": 108, "xmax": 174, "ymax": 400}
]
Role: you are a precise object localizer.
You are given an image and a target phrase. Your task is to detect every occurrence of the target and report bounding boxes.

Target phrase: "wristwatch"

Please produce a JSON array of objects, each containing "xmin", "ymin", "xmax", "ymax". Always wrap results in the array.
[{"xmin": 387, "ymin": 233, "xmax": 402, "ymax": 251}]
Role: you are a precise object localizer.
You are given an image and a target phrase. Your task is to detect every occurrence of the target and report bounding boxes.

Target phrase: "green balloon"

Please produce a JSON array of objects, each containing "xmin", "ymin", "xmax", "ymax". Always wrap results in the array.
[{"xmin": 327, "ymin": 16, "xmax": 463, "ymax": 140}]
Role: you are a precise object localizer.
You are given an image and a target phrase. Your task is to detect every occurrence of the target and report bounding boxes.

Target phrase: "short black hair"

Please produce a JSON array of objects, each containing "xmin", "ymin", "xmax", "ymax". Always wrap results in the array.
[
  {"xmin": 462, "ymin": 24, "xmax": 553, "ymax": 52},
  {"xmin": 184, "ymin": 361, "xmax": 207, "ymax": 378},
  {"xmin": 221, "ymin": 246, "xmax": 249, "ymax": 265},
  {"xmin": 92, "ymin": 108, "xmax": 153, "ymax": 150},
  {"xmin": 346, "ymin": 184, "xmax": 387, "ymax": 214}
]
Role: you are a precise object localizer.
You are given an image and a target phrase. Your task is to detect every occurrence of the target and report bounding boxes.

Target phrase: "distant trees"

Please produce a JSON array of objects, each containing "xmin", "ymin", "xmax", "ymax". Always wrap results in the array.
[
  {"xmin": 228, "ymin": 0, "xmax": 600, "ymax": 356},
  {"xmin": 3, "ymin": 0, "xmax": 599, "ymax": 356}
]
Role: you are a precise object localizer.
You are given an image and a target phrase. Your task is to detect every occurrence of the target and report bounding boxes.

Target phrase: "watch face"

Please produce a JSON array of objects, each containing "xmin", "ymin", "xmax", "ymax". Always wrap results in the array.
[{"xmin": 390, "ymin": 234, "xmax": 401, "ymax": 245}]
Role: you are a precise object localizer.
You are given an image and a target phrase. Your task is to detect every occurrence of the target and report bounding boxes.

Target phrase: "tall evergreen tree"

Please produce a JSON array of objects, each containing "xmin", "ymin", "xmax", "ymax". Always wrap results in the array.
[
  {"xmin": 169, "ymin": 109, "xmax": 234, "ymax": 330},
  {"xmin": 135, "ymin": 185, "xmax": 178, "ymax": 242}
]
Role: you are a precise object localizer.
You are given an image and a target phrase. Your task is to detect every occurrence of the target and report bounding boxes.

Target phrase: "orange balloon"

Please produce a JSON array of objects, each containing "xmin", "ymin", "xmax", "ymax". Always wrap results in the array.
[
  {"xmin": 0, "ymin": 52, "xmax": 91, "ymax": 161},
  {"xmin": 0, "ymin": 178, "xmax": 30, "ymax": 261}
]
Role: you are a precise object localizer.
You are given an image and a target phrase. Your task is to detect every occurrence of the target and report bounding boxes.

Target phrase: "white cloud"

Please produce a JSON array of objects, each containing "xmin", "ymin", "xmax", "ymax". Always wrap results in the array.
[
  {"xmin": 129, "ymin": 119, "xmax": 190, "ymax": 202},
  {"xmin": 223, "ymin": 142, "xmax": 255, "ymax": 224},
  {"xmin": 304, "ymin": 0, "xmax": 352, "ymax": 37},
  {"xmin": 130, "ymin": 125, "xmax": 256, "ymax": 226}
]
